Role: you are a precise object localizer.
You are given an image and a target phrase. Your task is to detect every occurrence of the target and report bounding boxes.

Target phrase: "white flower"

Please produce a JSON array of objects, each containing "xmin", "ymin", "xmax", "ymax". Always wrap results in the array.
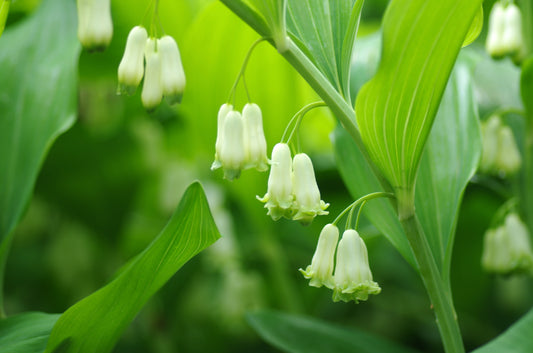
[
  {"xmin": 332, "ymin": 229, "xmax": 381, "ymax": 303},
  {"xmin": 243, "ymin": 103, "xmax": 268, "ymax": 172},
  {"xmin": 299, "ymin": 224, "xmax": 339, "ymax": 288},
  {"xmin": 117, "ymin": 26, "xmax": 148, "ymax": 95},
  {"xmin": 218, "ymin": 111, "xmax": 247, "ymax": 180},
  {"xmin": 482, "ymin": 213, "xmax": 533, "ymax": 275},
  {"xmin": 291, "ymin": 153, "xmax": 329, "ymax": 225},
  {"xmin": 486, "ymin": 2, "xmax": 506, "ymax": 58},
  {"xmin": 501, "ymin": 4, "xmax": 524, "ymax": 56},
  {"xmin": 141, "ymin": 38, "xmax": 163, "ymax": 111},
  {"xmin": 212, "ymin": 103, "xmax": 234, "ymax": 170},
  {"xmin": 257, "ymin": 143, "xmax": 294, "ymax": 220},
  {"xmin": 76, "ymin": 0, "xmax": 113, "ymax": 51},
  {"xmin": 495, "ymin": 125, "xmax": 521, "ymax": 175},
  {"xmin": 159, "ymin": 35, "xmax": 186, "ymax": 105},
  {"xmin": 480, "ymin": 115, "xmax": 502, "ymax": 173}
]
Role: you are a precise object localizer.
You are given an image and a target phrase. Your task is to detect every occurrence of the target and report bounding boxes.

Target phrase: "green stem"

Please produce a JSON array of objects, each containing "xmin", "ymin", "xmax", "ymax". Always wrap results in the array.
[
  {"xmin": 0, "ymin": 231, "xmax": 14, "ymax": 319},
  {"xmin": 400, "ymin": 202, "xmax": 464, "ymax": 353}
]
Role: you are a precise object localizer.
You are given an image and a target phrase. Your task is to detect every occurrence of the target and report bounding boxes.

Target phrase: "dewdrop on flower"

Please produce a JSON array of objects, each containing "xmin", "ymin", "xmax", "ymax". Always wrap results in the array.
[
  {"xmin": 117, "ymin": 26, "xmax": 148, "ymax": 95},
  {"xmin": 76, "ymin": 0, "xmax": 113, "ymax": 51},
  {"xmin": 482, "ymin": 213, "xmax": 533, "ymax": 275},
  {"xmin": 243, "ymin": 103, "xmax": 268, "ymax": 172},
  {"xmin": 217, "ymin": 111, "xmax": 247, "ymax": 180},
  {"xmin": 291, "ymin": 153, "xmax": 329, "ymax": 225},
  {"xmin": 159, "ymin": 35, "xmax": 186, "ymax": 105},
  {"xmin": 141, "ymin": 38, "xmax": 163, "ymax": 111},
  {"xmin": 486, "ymin": 2, "xmax": 506, "ymax": 58},
  {"xmin": 332, "ymin": 229, "xmax": 381, "ymax": 303},
  {"xmin": 257, "ymin": 143, "xmax": 294, "ymax": 220},
  {"xmin": 299, "ymin": 224, "xmax": 339, "ymax": 288},
  {"xmin": 495, "ymin": 125, "xmax": 522, "ymax": 175}
]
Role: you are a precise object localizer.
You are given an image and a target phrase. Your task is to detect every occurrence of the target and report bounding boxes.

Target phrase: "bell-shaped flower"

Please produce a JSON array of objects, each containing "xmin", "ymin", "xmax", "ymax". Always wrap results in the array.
[
  {"xmin": 212, "ymin": 104, "xmax": 234, "ymax": 170},
  {"xmin": 480, "ymin": 115, "xmax": 502, "ymax": 173},
  {"xmin": 482, "ymin": 213, "xmax": 533, "ymax": 275},
  {"xmin": 495, "ymin": 125, "xmax": 521, "ymax": 175},
  {"xmin": 291, "ymin": 153, "xmax": 329, "ymax": 225},
  {"xmin": 501, "ymin": 4, "xmax": 524, "ymax": 56},
  {"xmin": 299, "ymin": 224, "xmax": 339, "ymax": 288},
  {"xmin": 117, "ymin": 26, "xmax": 148, "ymax": 95},
  {"xmin": 76, "ymin": 0, "xmax": 113, "ymax": 51},
  {"xmin": 257, "ymin": 143, "xmax": 294, "ymax": 220},
  {"xmin": 217, "ymin": 111, "xmax": 247, "ymax": 180},
  {"xmin": 486, "ymin": 2, "xmax": 506, "ymax": 58},
  {"xmin": 243, "ymin": 103, "xmax": 268, "ymax": 172},
  {"xmin": 141, "ymin": 38, "xmax": 163, "ymax": 111},
  {"xmin": 159, "ymin": 35, "xmax": 186, "ymax": 105},
  {"xmin": 332, "ymin": 230, "xmax": 381, "ymax": 303}
]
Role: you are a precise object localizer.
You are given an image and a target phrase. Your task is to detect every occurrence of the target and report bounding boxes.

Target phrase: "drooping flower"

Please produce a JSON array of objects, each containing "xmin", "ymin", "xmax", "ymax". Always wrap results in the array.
[
  {"xmin": 76, "ymin": 0, "xmax": 113, "ymax": 51},
  {"xmin": 299, "ymin": 224, "xmax": 339, "ymax": 288},
  {"xmin": 291, "ymin": 153, "xmax": 329, "ymax": 225},
  {"xmin": 486, "ymin": 2, "xmax": 506, "ymax": 58},
  {"xmin": 159, "ymin": 35, "xmax": 186, "ymax": 105},
  {"xmin": 332, "ymin": 229, "xmax": 381, "ymax": 303},
  {"xmin": 243, "ymin": 103, "xmax": 268, "ymax": 172},
  {"xmin": 141, "ymin": 38, "xmax": 163, "ymax": 111},
  {"xmin": 217, "ymin": 111, "xmax": 247, "ymax": 180},
  {"xmin": 480, "ymin": 115, "xmax": 502, "ymax": 173},
  {"xmin": 486, "ymin": 1, "xmax": 525, "ymax": 60},
  {"xmin": 117, "ymin": 26, "xmax": 148, "ymax": 95},
  {"xmin": 480, "ymin": 115, "xmax": 521, "ymax": 176},
  {"xmin": 495, "ymin": 125, "xmax": 522, "ymax": 175},
  {"xmin": 212, "ymin": 103, "xmax": 234, "ymax": 170},
  {"xmin": 482, "ymin": 213, "xmax": 533, "ymax": 275},
  {"xmin": 257, "ymin": 143, "xmax": 294, "ymax": 220},
  {"xmin": 501, "ymin": 4, "xmax": 524, "ymax": 56}
]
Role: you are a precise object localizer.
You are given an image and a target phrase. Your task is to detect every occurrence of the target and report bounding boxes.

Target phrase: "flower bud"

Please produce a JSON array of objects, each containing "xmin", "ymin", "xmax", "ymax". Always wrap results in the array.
[
  {"xmin": 257, "ymin": 143, "xmax": 294, "ymax": 220},
  {"xmin": 218, "ymin": 111, "xmax": 247, "ymax": 180},
  {"xmin": 291, "ymin": 153, "xmax": 329, "ymax": 225},
  {"xmin": 482, "ymin": 213, "xmax": 533, "ymax": 275},
  {"xmin": 332, "ymin": 230, "xmax": 381, "ymax": 303},
  {"xmin": 243, "ymin": 103, "xmax": 268, "ymax": 172},
  {"xmin": 77, "ymin": 0, "xmax": 113, "ymax": 51},
  {"xmin": 117, "ymin": 26, "xmax": 148, "ymax": 95},
  {"xmin": 486, "ymin": 2, "xmax": 506, "ymax": 58},
  {"xmin": 495, "ymin": 125, "xmax": 521, "ymax": 175},
  {"xmin": 141, "ymin": 38, "xmax": 163, "ymax": 111},
  {"xmin": 501, "ymin": 4, "xmax": 524, "ymax": 56},
  {"xmin": 212, "ymin": 104, "xmax": 234, "ymax": 170},
  {"xmin": 299, "ymin": 224, "xmax": 339, "ymax": 288},
  {"xmin": 159, "ymin": 35, "xmax": 186, "ymax": 105}
]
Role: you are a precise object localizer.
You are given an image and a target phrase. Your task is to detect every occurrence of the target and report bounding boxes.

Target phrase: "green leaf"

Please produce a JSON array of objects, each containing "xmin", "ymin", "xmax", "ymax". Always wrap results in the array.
[
  {"xmin": 0, "ymin": 312, "xmax": 60, "ymax": 353},
  {"xmin": 0, "ymin": 0, "xmax": 9, "ymax": 37},
  {"xmin": 354, "ymin": 0, "xmax": 482, "ymax": 202},
  {"xmin": 520, "ymin": 57, "xmax": 533, "ymax": 116},
  {"xmin": 44, "ymin": 182, "xmax": 221, "ymax": 353},
  {"xmin": 0, "ymin": 0, "xmax": 79, "ymax": 242},
  {"xmin": 415, "ymin": 57, "xmax": 482, "ymax": 276},
  {"xmin": 248, "ymin": 310, "xmax": 419, "ymax": 353},
  {"xmin": 463, "ymin": 5, "xmax": 483, "ymax": 47},
  {"xmin": 286, "ymin": 0, "xmax": 364, "ymax": 100},
  {"xmin": 471, "ymin": 308, "xmax": 533, "ymax": 353},
  {"xmin": 334, "ymin": 54, "xmax": 482, "ymax": 273}
]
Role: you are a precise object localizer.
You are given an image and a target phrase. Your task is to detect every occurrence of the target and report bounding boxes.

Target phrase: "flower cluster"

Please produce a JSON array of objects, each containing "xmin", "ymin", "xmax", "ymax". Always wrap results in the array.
[
  {"xmin": 482, "ymin": 213, "xmax": 533, "ymax": 275},
  {"xmin": 300, "ymin": 224, "xmax": 381, "ymax": 303},
  {"xmin": 480, "ymin": 115, "xmax": 521, "ymax": 176},
  {"xmin": 77, "ymin": 0, "xmax": 113, "ymax": 51},
  {"xmin": 118, "ymin": 26, "xmax": 186, "ymax": 111},
  {"xmin": 257, "ymin": 143, "xmax": 329, "ymax": 225},
  {"xmin": 211, "ymin": 103, "xmax": 269, "ymax": 180},
  {"xmin": 486, "ymin": 1, "xmax": 524, "ymax": 62}
]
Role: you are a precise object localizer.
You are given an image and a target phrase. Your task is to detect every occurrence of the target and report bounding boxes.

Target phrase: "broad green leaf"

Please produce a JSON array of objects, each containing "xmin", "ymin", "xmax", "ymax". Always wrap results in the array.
[
  {"xmin": 520, "ymin": 58, "xmax": 533, "ymax": 233},
  {"xmin": 286, "ymin": 0, "xmax": 364, "ymax": 100},
  {"xmin": 463, "ymin": 6, "xmax": 483, "ymax": 47},
  {"xmin": 0, "ymin": 0, "xmax": 79, "ymax": 242},
  {"xmin": 44, "ymin": 182, "xmax": 221, "ymax": 353},
  {"xmin": 355, "ymin": 0, "xmax": 482, "ymax": 202},
  {"xmin": 472, "ymin": 308, "xmax": 533, "ymax": 353},
  {"xmin": 334, "ymin": 53, "xmax": 481, "ymax": 272},
  {"xmin": 0, "ymin": 312, "xmax": 60, "ymax": 353},
  {"xmin": 415, "ymin": 57, "xmax": 482, "ymax": 277},
  {"xmin": 248, "ymin": 310, "xmax": 419, "ymax": 353},
  {"xmin": 0, "ymin": 0, "xmax": 9, "ymax": 37}
]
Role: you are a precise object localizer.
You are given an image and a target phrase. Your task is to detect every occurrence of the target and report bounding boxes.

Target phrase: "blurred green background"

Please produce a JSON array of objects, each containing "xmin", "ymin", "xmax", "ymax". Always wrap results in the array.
[{"xmin": 3, "ymin": 0, "xmax": 533, "ymax": 352}]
